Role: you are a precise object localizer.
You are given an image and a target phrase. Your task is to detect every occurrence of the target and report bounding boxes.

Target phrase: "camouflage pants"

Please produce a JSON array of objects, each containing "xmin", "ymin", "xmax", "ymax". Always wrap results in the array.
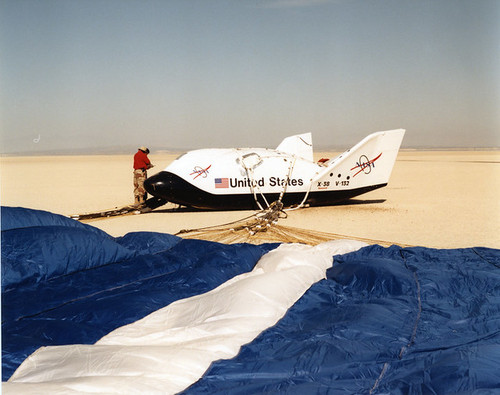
[{"xmin": 133, "ymin": 169, "xmax": 147, "ymax": 205}]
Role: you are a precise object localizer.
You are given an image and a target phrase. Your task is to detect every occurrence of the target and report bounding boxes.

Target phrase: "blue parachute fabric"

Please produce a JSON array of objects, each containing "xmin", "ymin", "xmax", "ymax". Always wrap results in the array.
[
  {"xmin": 183, "ymin": 245, "xmax": 500, "ymax": 394},
  {"xmin": 1, "ymin": 207, "xmax": 278, "ymax": 380},
  {"xmin": 1, "ymin": 226, "xmax": 135, "ymax": 289},
  {"xmin": 1, "ymin": 206, "xmax": 134, "ymax": 288},
  {"xmin": 1, "ymin": 206, "xmax": 107, "ymax": 236},
  {"xmin": 115, "ymin": 231, "xmax": 182, "ymax": 255},
  {"xmin": 3, "ymin": 207, "xmax": 500, "ymax": 392}
]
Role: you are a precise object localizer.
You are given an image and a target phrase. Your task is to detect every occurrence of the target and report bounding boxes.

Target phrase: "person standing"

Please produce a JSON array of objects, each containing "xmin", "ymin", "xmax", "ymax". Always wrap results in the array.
[{"xmin": 133, "ymin": 146, "xmax": 154, "ymax": 206}]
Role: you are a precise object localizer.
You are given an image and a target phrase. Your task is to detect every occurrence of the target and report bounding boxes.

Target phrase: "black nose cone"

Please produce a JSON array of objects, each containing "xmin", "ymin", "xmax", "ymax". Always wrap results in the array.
[{"xmin": 144, "ymin": 171, "xmax": 172, "ymax": 199}]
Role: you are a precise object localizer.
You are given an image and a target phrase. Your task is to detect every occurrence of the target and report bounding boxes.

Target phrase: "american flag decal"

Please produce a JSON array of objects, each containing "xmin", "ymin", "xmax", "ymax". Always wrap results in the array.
[{"xmin": 214, "ymin": 178, "xmax": 229, "ymax": 188}]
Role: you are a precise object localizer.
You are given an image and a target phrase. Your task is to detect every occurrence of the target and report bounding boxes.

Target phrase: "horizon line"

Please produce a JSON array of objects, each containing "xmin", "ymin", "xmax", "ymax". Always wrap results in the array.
[{"xmin": 1, "ymin": 146, "xmax": 499, "ymax": 157}]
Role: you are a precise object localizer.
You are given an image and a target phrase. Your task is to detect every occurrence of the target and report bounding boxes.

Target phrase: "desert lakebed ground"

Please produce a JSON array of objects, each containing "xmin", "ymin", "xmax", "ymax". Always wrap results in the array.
[{"xmin": 1, "ymin": 150, "xmax": 499, "ymax": 249}]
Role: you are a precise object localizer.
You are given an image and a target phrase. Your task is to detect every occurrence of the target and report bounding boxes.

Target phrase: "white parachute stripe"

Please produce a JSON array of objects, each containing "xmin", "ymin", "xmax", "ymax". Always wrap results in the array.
[{"xmin": 5, "ymin": 240, "xmax": 366, "ymax": 394}]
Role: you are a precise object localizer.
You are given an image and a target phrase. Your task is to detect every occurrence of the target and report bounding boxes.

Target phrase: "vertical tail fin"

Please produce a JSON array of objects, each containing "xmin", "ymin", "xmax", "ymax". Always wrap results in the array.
[
  {"xmin": 276, "ymin": 133, "xmax": 313, "ymax": 162},
  {"xmin": 317, "ymin": 129, "xmax": 405, "ymax": 188}
]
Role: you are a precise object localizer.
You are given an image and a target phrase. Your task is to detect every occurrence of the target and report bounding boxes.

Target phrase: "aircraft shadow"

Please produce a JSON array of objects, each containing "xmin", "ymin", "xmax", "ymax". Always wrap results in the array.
[{"xmin": 151, "ymin": 199, "xmax": 387, "ymax": 213}]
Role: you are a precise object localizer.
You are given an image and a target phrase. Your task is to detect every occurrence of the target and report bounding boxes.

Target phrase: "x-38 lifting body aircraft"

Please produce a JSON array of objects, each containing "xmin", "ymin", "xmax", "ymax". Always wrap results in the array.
[{"xmin": 144, "ymin": 129, "xmax": 405, "ymax": 210}]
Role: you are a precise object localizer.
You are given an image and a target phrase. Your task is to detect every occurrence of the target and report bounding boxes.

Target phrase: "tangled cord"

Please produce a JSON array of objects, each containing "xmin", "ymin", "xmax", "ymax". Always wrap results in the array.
[
  {"xmin": 245, "ymin": 201, "xmax": 287, "ymax": 235},
  {"xmin": 175, "ymin": 201, "xmax": 412, "ymax": 247},
  {"xmin": 175, "ymin": 200, "xmax": 287, "ymax": 239}
]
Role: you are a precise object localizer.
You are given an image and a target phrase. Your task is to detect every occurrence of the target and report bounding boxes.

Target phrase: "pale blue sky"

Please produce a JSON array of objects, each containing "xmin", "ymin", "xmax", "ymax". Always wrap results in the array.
[{"xmin": 1, "ymin": 0, "xmax": 499, "ymax": 154}]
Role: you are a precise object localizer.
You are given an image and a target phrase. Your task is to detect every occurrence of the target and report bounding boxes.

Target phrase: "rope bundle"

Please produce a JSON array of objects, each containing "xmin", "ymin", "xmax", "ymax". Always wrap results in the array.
[{"xmin": 176, "ymin": 201, "xmax": 411, "ymax": 247}]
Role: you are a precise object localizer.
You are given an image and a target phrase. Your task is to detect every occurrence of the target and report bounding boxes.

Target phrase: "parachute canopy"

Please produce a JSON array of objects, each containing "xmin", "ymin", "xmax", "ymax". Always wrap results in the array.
[{"xmin": 2, "ymin": 207, "xmax": 499, "ymax": 393}]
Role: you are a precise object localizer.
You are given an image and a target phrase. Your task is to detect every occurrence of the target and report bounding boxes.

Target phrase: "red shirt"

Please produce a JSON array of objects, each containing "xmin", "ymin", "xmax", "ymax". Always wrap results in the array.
[{"xmin": 133, "ymin": 150, "xmax": 151, "ymax": 170}]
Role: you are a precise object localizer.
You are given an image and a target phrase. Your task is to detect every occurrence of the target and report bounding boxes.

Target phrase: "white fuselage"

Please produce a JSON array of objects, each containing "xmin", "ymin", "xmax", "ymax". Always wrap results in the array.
[{"xmin": 144, "ymin": 129, "xmax": 405, "ymax": 210}]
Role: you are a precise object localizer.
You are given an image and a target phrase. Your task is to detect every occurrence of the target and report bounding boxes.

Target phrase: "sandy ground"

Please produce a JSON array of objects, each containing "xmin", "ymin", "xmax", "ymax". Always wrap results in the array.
[{"xmin": 1, "ymin": 151, "xmax": 499, "ymax": 249}]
